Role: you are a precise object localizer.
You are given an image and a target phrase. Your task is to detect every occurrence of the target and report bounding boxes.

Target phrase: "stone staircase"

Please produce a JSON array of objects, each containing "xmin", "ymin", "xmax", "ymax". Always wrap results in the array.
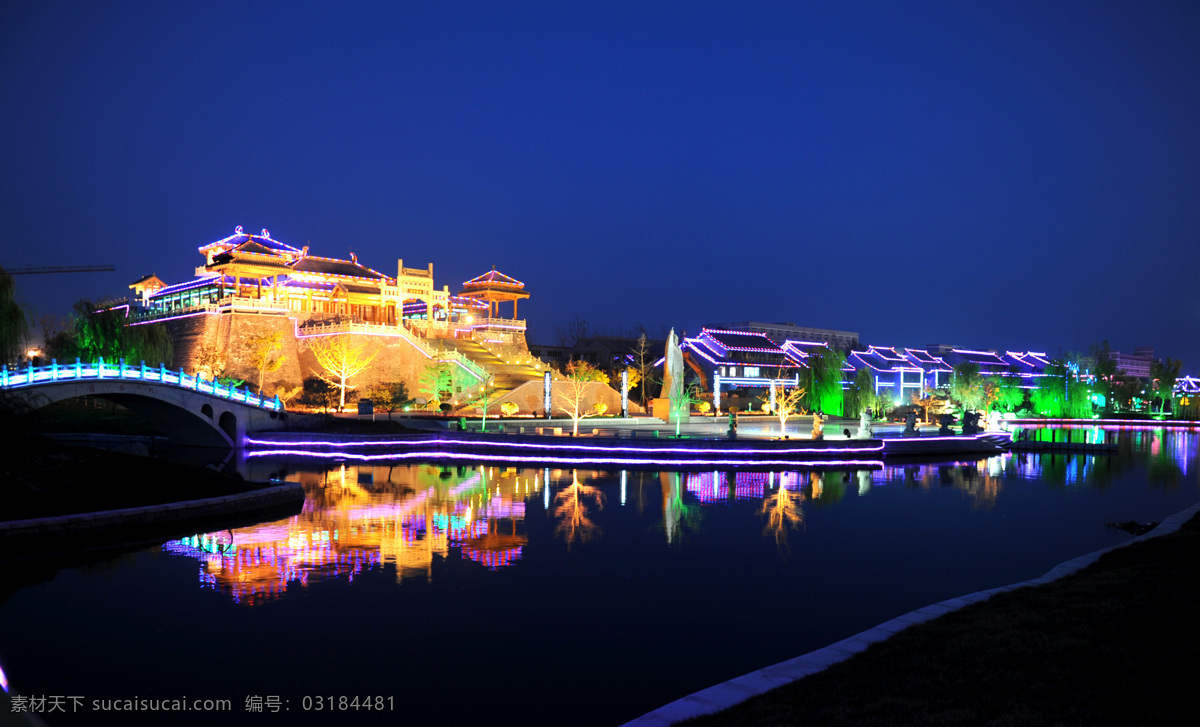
[{"xmin": 438, "ymin": 338, "xmax": 545, "ymax": 404}]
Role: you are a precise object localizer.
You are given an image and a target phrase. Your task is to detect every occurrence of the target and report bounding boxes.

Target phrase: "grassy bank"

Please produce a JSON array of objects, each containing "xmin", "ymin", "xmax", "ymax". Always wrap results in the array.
[{"xmin": 682, "ymin": 511, "xmax": 1200, "ymax": 726}]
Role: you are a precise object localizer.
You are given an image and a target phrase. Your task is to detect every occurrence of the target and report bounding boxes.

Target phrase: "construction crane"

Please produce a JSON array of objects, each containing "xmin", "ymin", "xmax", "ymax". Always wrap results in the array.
[{"xmin": 5, "ymin": 264, "xmax": 115, "ymax": 275}]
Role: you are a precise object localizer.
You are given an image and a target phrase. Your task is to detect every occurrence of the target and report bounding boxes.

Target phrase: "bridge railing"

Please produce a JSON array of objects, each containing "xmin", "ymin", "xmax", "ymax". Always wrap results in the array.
[{"xmin": 0, "ymin": 358, "xmax": 283, "ymax": 411}]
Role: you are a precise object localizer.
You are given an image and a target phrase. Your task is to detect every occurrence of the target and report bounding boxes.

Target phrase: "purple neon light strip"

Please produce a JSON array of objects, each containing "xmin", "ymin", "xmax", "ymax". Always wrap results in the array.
[
  {"xmin": 879, "ymin": 432, "xmax": 1014, "ymax": 444},
  {"xmin": 244, "ymin": 435, "xmax": 885, "ymax": 454},
  {"xmin": 1015, "ymin": 419, "xmax": 1200, "ymax": 428},
  {"xmin": 244, "ymin": 448, "xmax": 886, "ymax": 468}
]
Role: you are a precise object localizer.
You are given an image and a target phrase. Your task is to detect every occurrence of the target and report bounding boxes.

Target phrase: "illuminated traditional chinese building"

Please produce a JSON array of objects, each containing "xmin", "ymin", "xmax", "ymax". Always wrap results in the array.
[{"xmin": 137, "ymin": 226, "xmax": 533, "ymax": 339}]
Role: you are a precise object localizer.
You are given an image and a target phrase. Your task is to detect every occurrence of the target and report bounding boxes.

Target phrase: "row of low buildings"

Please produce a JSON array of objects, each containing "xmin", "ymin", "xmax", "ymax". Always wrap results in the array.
[{"xmin": 531, "ymin": 324, "xmax": 1185, "ymax": 403}]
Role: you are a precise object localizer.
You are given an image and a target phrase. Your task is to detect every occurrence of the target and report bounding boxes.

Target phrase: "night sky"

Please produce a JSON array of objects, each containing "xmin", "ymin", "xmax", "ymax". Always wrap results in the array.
[{"xmin": 3, "ymin": 1, "xmax": 1198, "ymax": 369}]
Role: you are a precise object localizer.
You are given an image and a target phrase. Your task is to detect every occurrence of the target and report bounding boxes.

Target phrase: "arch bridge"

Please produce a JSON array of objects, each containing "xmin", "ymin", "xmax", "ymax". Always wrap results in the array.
[{"xmin": 1, "ymin": 359, "xmax": 289, "ymax": 448}]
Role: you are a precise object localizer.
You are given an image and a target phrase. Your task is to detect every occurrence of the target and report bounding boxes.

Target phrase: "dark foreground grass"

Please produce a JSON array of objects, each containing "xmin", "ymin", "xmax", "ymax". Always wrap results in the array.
[{"xmin": 682, "ymin": 511, "xmax": 1200, "ymax": 726}]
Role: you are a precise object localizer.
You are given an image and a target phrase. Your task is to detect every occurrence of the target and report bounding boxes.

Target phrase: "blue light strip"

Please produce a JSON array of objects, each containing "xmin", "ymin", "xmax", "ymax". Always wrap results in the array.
[{"xmin": 0, "ymin": 361, "xmax": 281, "ymax": 410}]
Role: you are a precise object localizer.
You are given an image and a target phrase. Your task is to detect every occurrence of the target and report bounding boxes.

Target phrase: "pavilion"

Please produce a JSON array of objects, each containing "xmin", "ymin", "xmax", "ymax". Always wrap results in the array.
[{"xmin": 457, "ymin": 268, "xmax": 529, "ymax": 323}]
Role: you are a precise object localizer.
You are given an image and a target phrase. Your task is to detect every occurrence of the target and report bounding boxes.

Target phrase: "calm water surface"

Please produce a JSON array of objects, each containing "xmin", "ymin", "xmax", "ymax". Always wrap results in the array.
[{"xmin": 1, "ymin": 426, "xmax": 1197, "ymax": 726}]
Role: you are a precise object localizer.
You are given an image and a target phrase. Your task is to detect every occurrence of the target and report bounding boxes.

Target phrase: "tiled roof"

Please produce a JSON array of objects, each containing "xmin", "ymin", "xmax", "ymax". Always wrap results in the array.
[
  {"xmin": 462, "ymin": 268, "xmax": 525, "ymax": 289},
  {"xmin": 703, "ymin": 329, "xmax": 782, "ymax": 352},
  {"xmin": 288, "ymin": 256, "xmax": 387, "ymax": 280},
  {"xmin": 230, "ymin": 240, "xmax": 289, "ymax": 258},
  {"xmin": 198, "ymin": 230, "xmax": 303, "ymax": 256}
]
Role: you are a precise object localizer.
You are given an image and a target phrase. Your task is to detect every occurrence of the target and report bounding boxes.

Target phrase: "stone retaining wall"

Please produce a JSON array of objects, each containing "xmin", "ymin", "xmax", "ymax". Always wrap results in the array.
[{"xmin": 0, "ymin": 482, "xmax": 304, "ymax": 541}]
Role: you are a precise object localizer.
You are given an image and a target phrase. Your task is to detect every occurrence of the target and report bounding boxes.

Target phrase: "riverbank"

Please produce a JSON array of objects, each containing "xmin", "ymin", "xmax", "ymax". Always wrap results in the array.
[
  {"xmin": 667, "ymin": 507, "xmax": 1200, "ymax": 726},
  {"xmin": 1, "ymin": 441, "xmax": 266, "ymax": 521}
]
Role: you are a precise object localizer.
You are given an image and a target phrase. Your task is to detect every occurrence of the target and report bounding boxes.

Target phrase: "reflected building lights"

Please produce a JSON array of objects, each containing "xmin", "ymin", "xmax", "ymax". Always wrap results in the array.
[{"xmin": 164, "ymin": 465, "xmax": 531, "ymax": 605}]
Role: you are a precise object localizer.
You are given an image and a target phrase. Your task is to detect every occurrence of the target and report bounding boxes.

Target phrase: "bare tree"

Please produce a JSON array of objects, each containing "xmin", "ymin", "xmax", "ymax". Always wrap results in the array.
[
  {"xmin": 766, "ymin": 377, "xmax": 807, "ymax": 437},
  {"xmin": 308, "ymin": 335, "xmax": 380, "ymax": 410},
  {"xmin": 555, "ymin": 359, "xmax": 607, "ymax": 435},
  {"xmin": 631, "ymin": 333, "xmax": 655, "ymax": 406},
  {"xmin": 555, "ymin": 315, "xmax": 590, "ymax": 347}
]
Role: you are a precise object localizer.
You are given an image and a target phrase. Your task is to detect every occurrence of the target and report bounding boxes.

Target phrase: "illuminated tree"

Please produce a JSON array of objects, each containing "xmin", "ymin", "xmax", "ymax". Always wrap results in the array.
[
  {"xmin": 417, "ymin": 360, "xmax": 456, "ymax": 409},
  {"xmin": 1031, "ymin": 361, "xmax": 1093, "ymax": 418},
  {"xmin": 365, "ymin": 381, "xmax": 411, "ymax": 420},
  {"xmin": 555, "ymin": 359, "xmax": 606, "ymax": 435},
  {"xmin": 668, "ymin": 378, "xmax": 705, "ymax": 437},
  {"xmin": 631, "ymin": 334, "xmax": 656, "ymax": 405},
  {"xmin": 308, "ymin": 335, "xmax": 380, "ymax": 410},
  {"xmin": 63, "ymin": 300, "xmax": 173, "ymax": 365},
  {"xmin": 766, "ymin": 377, "xmax": 807, "ymax": 437},
  {"xmin": 0, "ymin": 266, "xmax": 28, "ymax": 365},
  {"xmin": 994, "ymin": 372, "xmax": 1026, "ymax": 413},
  {"xmin": 271, "ymin": 383, "xmax": 302, "ymax": 408},
  {"xmin": 949, "ymin": 362, "xmax": 984, "ymax": 412},
  {"xmin": 193, "ymin": 342, "xmax": 226, "ymax": 381},
  {"xmin": 846, "ymin": 367, "xmax": 874, "ymax": 418},
  {"xmin": 621, "ymin": 365, "xmax": 642, "ymax": 398},
  {"xmin": 249, "ymin": 331, "xmax": 286, "ymax": 395},
  {"xmin": 1149, "ymin": 358, "xmax": 1182, "ymax": 414},
  {"xmin": 802, "ymin": 349, "xmax": 846, "ymax": 417}
]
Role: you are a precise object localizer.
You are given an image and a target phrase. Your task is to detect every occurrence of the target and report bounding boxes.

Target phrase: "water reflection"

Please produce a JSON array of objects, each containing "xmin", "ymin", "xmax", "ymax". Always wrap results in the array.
[
  {"xmin": 761, "ymin": 478, "xmax": 805, "ymax": 552},
  {"xmin": 162, "ymin": 428, "xmax": 1200, "ymax": 605},
  {"xmin": 163, "ymin": 463, "xmax": 539, "ymax": 604},
  {"xmin": 554, "ymin": 470, "xmax": 604, "ymax": 547}
]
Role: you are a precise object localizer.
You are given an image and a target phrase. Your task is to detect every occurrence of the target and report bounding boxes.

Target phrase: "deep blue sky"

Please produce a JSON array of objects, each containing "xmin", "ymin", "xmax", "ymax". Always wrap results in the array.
[{"xmin": 3, "ymin": 1, "xmax": 1198, "ymax": 368}]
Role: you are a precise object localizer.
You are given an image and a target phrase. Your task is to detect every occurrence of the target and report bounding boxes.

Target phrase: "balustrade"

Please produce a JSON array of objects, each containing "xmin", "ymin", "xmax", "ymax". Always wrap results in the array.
[{"xmin": 0, "ymin": 358, "xmax": 281, "ymax": 410}]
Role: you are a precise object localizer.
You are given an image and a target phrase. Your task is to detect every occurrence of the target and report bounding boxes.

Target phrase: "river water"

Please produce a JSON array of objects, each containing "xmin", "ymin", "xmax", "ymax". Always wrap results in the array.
[{"xmin": 1, "ymin": 426, "xmax": 1197, "ymax": 726}]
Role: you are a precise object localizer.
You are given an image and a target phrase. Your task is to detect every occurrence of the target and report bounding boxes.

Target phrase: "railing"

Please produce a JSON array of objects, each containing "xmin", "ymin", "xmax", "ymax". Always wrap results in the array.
[
  {"xmin": 298, "ymin": 317, "xmax": 489, "ymax": 383},
  {"xmin": 473, "ymin": 337, "xmax": 549, "ymax": 374},
  {"xmin": 131, "ymin": 296, "xmax": 290, "ymax": 322},
  {"xmin": 0, "ymin": 358, "xmax": 283, "ymax": 411},
  {"xmin": 472, "ymin": 317, "xmax": 526, "ymax": 330},
  {"xmin": 298, "ymin": 319, "xmax": 402, "ymax": 337}
]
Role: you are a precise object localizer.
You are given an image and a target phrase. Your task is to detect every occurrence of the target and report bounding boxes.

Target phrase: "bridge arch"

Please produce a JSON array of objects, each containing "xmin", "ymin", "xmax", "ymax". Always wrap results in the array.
[
  {"xmin": 218, "ymin": 411, "xmax": 238, "ymax": 443},
  {"xmin": 3, "ymin": 369, "xmax": 287, "ymax": 448}
]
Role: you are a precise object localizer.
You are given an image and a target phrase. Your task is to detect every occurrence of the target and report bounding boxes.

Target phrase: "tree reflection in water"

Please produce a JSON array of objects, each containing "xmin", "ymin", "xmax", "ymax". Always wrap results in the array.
[
  {"xmin": 554, "ymin": 470, "xmax": 604, "ymax": 547},
  {"xmin": 762, "ymin": 476, "xmax": 805, "ymax": 552}
]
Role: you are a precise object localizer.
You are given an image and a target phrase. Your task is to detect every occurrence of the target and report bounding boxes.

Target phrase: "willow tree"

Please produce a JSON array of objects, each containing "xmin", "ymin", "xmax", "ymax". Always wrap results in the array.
[
  {"xmin": 60, "ymin": 300, "xmax": 173, "ymax": 365},
  {"xmin": 0, "ymin": 266, "xmax": 27, "ymax": 365},
  {"xmin": 846, "ymin": 367, "xmax": 874, "ymax": 418},
  {"xmin": 1031, "ymin": 361, "xmax": 1092, "ymax": 418},
  {"xmin": 309, "ymin": 335, "xmax": 380, "ymax": 410},
  {"xmin": 802, "ymin": 349, "xmax": 846, "ymax": 417}
]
